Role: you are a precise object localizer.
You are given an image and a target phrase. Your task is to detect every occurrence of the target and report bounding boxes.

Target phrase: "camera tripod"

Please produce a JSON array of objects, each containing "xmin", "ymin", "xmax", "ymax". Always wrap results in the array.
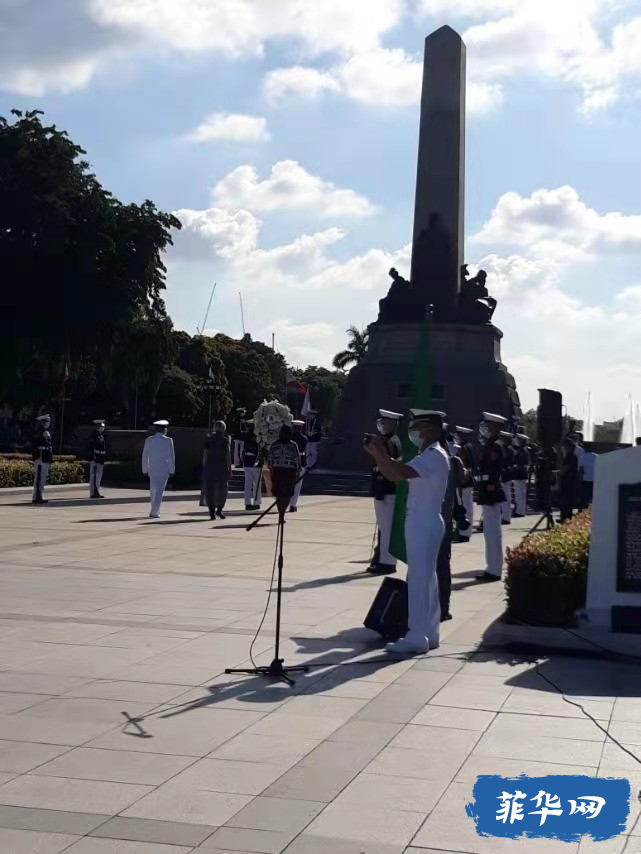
[{"xmin": 225, "ymin": 468, "xmax": 311, "ymax": 687}]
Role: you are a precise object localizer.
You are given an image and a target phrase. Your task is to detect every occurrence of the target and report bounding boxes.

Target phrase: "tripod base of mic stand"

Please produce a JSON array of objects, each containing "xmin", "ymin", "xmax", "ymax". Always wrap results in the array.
[
  {"xmin": 529, "ymin": 512, "xmax": 555, "ymax": 535},
  {"xmin": 225, "ymin": 658, "xmax": 310, "ymax": 687}
]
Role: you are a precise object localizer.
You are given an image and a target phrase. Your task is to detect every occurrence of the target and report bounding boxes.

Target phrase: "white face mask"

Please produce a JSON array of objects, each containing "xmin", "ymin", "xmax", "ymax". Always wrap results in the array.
[
  {"xmin": 453, "ymin": 434, "xmax": 461, "ymax": 447},
  {"xmin": 376, "ymin": 419, "xmax": 386, "ymax": 435},
  {"xmin": 409, "ymin": 429, "xmax": 423, "ymax": 449},
  {"xmin": 479, "ymin": 422, "xmax": 491, "ymax": 439},
  {"xmin": 98, "ymin": 425, "xmax": 105, "ymax": 434}
]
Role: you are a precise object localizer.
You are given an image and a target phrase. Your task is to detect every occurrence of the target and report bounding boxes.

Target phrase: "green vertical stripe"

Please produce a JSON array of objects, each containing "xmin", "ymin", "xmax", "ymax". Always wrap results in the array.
[{"xmin": 389, "ymin": 322, "xmax": 432, "ymax": 564}]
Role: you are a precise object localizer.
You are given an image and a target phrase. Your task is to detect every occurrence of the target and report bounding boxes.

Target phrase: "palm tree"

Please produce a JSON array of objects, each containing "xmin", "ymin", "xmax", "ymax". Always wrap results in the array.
[{"xmin": 332, "ymin": 326, "xmax": 369, "ymax": 371}]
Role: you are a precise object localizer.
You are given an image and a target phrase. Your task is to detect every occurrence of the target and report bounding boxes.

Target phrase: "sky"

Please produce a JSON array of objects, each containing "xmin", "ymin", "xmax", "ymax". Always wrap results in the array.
[{"xmin": 2, "ymin": 0, "xmax": 641, "ymax": 421}]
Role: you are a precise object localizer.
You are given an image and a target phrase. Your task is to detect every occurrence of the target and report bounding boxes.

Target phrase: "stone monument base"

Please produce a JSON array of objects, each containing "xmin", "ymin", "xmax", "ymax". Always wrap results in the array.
[{"xmin": 323, "ymin": 321, "xmax": 521, "ymax": 471}]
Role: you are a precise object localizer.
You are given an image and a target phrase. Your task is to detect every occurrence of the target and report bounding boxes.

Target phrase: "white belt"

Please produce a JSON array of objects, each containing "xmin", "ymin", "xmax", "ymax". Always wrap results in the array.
[{"xmin": 480, "ymin": 475, "xmax": 490, "ymax": 482}]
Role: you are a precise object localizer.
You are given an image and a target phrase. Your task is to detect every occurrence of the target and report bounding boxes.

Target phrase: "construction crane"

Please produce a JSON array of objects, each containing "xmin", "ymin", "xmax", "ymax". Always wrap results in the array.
[{"xmin": 195, "ymin": 283, "xmax": 217, "ymax": 336}]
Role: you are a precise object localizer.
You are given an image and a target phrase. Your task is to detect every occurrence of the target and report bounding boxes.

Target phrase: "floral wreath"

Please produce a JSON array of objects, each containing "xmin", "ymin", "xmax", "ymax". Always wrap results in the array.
[{"xmin": 253, "ymin": 400, "xmax": 293, "ymax": 451}]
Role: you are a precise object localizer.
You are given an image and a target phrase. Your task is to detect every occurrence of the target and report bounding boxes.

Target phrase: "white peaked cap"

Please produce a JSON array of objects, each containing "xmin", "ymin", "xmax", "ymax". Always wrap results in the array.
[
  {"xmin": 499, "ymin": 431, "xmax": 513, "ymax": 439},
  {"xmin": 482, "ymin": 412, "xmax": 508, "ymax": 424},
  {"xmin": 455, "ymin": 426, "xmax": 473, "ymax": 434},
  {"xmin": 517, "ymin": 433, "xmax": 529, "ymax": 441},
  {"xmin": 410, "ymin": 409, "xmax": 446, "ymax": 421},
  {"xmin": 36, "ymin": 414, "xmax": 51, "ymax": 422},
  {"xmin": 378, "ymin": 409, "xmax": 402, "ymax": 420},
  {"xmin": 153, "ymin": 419, "xmax": 169, "ymax": 427},
  {"xmin": 93, "ymin": 419, "xmax": 106, "ymax": 425},
  {"xmin": 292, "ymin": 420, "xmax": 305, "ymax": 426}
]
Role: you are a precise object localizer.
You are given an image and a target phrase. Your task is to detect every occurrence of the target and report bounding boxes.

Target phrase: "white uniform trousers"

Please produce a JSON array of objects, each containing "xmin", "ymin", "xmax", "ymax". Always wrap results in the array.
[
  {"xmin": 404, "ymin": 510, "xmax": 444, "ymax": 650},
  {"xmin": 32, "ymin": 462, "xmax": 49, "ymax": 502},
  {"xmin": 244, "ymin": 467, "xmax": 262, "ymax": 508},
  {"xmin": 501, "ymin": 483, "xmax": 513, "ymax": 522},
  {"xmin": 307, "ymin": 442, "xmax": 319, "ymax": 468},
  {"xmin": 290, "ymin": 469, "xmax": 305, "ymax": 509},
  {"xmin": 459, "ymin": 486, "xmax": 474, "ymax": 537},
  {"xmin": 374, "ymin": 495, "xmax": 397, "ymax": 566},
  {"xmin": 514, "ymin": 480, "xmax": 528, "ymax": 516},
  {"xmin": 482, "ymin": 504, "xmax": 504, "ymax": 577},
  {"xmin": 149, "ymin": 474, "xmax": 168, "ymax": 518},
  {"xmin": 89, "ymin": 462, "xmax": 104, "ymax": 497}
]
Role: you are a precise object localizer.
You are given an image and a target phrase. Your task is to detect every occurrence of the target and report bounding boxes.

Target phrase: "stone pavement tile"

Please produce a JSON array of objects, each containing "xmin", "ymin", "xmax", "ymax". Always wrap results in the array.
[
  {"xmin": 169, "ymin": 758, "xmax": 290, "ymax": 795},
  {"xmin": 501, "ymin": 689, "xmax": 613, "ymax": 721},
  {"xmin": 262, "ymin": 764, "xmax": 358, "ymax": 803},
  {"xmin": 410, "ymin": 649, "xmax": 469, "ymax": 675},
  {"xmin": 284, "ymin": 836, "xmax": 403, "ymax": 854},
  {"xmin": 89, "ymin": 708, "xmax": 265, "ymax": 756},
  {"xmin": 608, "ymin": 722, "xmax": 641, "ymax": 747},
  {"xmin": 0, "ymin": 828, "xmax": 79, "ymax": 854},
  {"xmin": 335, "ymin": 772, "xmax": 447, "ymax": 814},
  {"xmin": 210, "ymin": 734, "xmax": 319, "ymax": 767},
  {"xmin": 456, "ymin": 755, "xmax": 597, "ymax": 783},
  {"xmin": 0, "ymin": 692, "xmax": 51, "ymax": 714},
  {"xmin": 0, "ymin": 774, "xmax": 152, "ymax": 813},
  {"xmin": 474, "ymin": 731, "xmax": 605, "ymax": 766},
  {"xmin": 354, "ymin": 686, "xmax": 442, "ymax": 725},
  {"xmin": 0, "ymin": 805, "xmax": 108, "ymax": 835},
  {"xmin": 225, "ymin": 796, "xmax": 323, "ymax": 834},
  {"xmin": 299, "ymin": 739, "xmax": 383, "ymax": 771},
  {"xmin": 612, "ymin": 699, "xmax": 641, "ymax": 723},
  {"xmin": 122, "ymin": 782, "xmax": 251, "ymax": 826},
  {"xmin": 63, "ymin": 840, "xmax": 193, "ymax": 853},
  {"xmin": 0, "ymin": 741, "xmax": 69, "ymax": 774},
  {"xmin": 245, "ymin": 713, "xmax": 345, "ymax": 741},
  {"xmin": 0, "ymin": 711, "xmax": 116, "ymax": 746},
  {"xmin": 64, "ymin": 679, "xmax": 191, "ymax": 704},
  {"xmin": 299, "ymin": 676, "xmax": 387, "ymax": 701},
  {"xmin": 202, "ymin": 826, "xmax": 296, "ymax": 853},
  {"xmin": 578, "ymin": 838, "xmax": 629, "ymax": 854},
  {"xmin": 91, "ymin": 815, "xmax": 214, "ymax": 846},
  {"xmin": 36, "ymin": 747, "xmax": 194, "ymax": 785},
  {"xmin": 305, "ymin": 802, "xmax": 424, "ymax": 847},
  {"xmin": 280, "ymin": 695, "xmax": 369, "ymax": 720},
  {"xmin": 428, "ymin": 673, "xmax": 514, "ymax": 712},
  {"xmin": 0, "ymin": 672, "xmax": 88, "ymax": 695},
  {"xmin": 485, "ymin": 711, "xmax": 606, "ymax": 742},
  {"xmin": 410, "ymin": 704, "xmax": 495, "ymax": 732},
  {"xmin": 365, "ymin": 747, "xmax": 461, "ymax": 783},
  {"xmin": 412, "ymin": 781, "xmax": 580, "ymax": 853},
  {"xmin": 328, "ymin": 720, "xmax": 403, "ymax": 749},
  {"xmin": 390, "ymin": 725, "xmax": 481, "ymax": 758}
]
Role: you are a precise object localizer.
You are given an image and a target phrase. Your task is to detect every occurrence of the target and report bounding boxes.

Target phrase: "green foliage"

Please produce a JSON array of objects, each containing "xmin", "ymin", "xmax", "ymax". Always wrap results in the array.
[
  {"xmin": 213, "ymin": 334, "xmax": 276, "ymax": 416},
  {"xmin": 0, "ymin": 459, "xmax": 85, "ymax": 488},
  {"xmin": 332, "ymin": 326, "xmax": 369, "ymax": 371},
  {"xmin": 155, "ymin": 366, "xmax": 202, "ymax": 425},
  {"xmin": 294, "ymin": 366, "xmax": 346, "ymax": 428},
  {"xmin": 505, "ymin": 512, "xmax": 591, "ymax": 627}
]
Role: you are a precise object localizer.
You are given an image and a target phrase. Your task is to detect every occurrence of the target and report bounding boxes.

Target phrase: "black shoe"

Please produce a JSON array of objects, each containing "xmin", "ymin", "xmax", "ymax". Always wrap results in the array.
[
  {"xmin": 441, "ymin": 612, "xmax": 453, "ymax": 622},
  {"xmin": 209, "ymin": 513, "xmax": 216, "ymax": 520},
  {"xmin": 253, "ymin": 505, "xmax": 261, "ymax": 511},
  {"xmin": 476, "ymin": 572, "xmax": 502, "ymax": 583},
  {"xmin": 512, "ymin": 513, "xmax": 525, "ymax": 518},
  {"xmin": 289, "ymin": 506, "xmax": 298, "ymax": 513},
  {"xmin": 367, "ymin": 564, "xmax": 397, "ymax": 576},
  {"xmin": 501, "ymin": 520, "xmax": 511, "ymax": 526},
  {"xmin": 217, "ymin": 511, "xmax": 226, "ymax": 520},
  {"xmin": 452, "ymin": 535, "xmax": 470, "ymax": 544},
  {"xmin": 245, "ymin": 505, "xmax": 253, "ymax": 511},
  {"xmin": 32, "ymin": 499, "xmax": 48, "ymax": 505}
]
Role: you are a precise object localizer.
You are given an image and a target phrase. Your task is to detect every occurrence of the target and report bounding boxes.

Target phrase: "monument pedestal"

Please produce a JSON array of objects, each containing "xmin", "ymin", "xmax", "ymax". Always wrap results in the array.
[
  {"xmin": 583, "ymin": 447, "xmax": 641, "ymax": 633},
  {"xmin": 323, "ymin": 321, "xmax": 520, "ymax": 471}
]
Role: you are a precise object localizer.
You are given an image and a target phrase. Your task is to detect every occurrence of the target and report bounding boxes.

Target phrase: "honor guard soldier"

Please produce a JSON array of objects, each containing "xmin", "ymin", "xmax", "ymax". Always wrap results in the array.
[
  {"xmin": 512, "ymin": 434, "xmax": 530, "ymax": 517},
  {"xmin": 142, "ymin": 420, "xmax": 175, "ymax": 518},
  {"xmin": 454, "ymin": 426, "xmax": 475, "ymax": 541},
  {"xmin": 269, "ymin": 424, "xmax": 301, "ymax": 518},
  {"xmin": 289, "ymin": 420, "xmax": 308, "ymax": 513},
  {"xmin": 32, "ymin": 414, "xmax": 53, "ymax": 504},
  {"xmin": 306, "ymin": 412, "xmax": 322, "ymax": 469},
  {"xmin": 476, "ymin": 412, "xmax": 508, "ymax": 582},
  {"xmin": 369, "ymin": 409, "xmax": 403, "ymax": 575},
  {"xmin": 87, "ymin": 420, "xmax": 107, "ymax": 498},
  {"xmin": 365, "ymin": 409, "xmax": 450, "ymax": 654},
  {"xmin": 499, "ymin": 431, "xmax": 516, "ymax": 525},
  {"xmin": 241, "ymin": 421, "xmax": 262, "ymax": 511}
]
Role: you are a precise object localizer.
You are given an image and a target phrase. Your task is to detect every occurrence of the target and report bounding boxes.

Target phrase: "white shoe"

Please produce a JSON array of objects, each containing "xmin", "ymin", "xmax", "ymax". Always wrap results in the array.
[
  {"xmin": 149, "ymin": 513, "xmax": 160, "ymax": 519},
  {"xmin": 385, "ymin": 637, "xmax": 429, "ymax": 656}
]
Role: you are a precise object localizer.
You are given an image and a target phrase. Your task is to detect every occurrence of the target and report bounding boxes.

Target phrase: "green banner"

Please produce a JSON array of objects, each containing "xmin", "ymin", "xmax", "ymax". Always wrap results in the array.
[{"xmin": 389, "ymin": 322, "xmax": 432, "ymax": 564}]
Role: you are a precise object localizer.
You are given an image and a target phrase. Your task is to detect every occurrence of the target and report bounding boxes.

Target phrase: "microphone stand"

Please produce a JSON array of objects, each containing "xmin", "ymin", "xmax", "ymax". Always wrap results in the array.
[{"xmin": 225, "ymin": 465, "xmax": 314, "ymax": 687}]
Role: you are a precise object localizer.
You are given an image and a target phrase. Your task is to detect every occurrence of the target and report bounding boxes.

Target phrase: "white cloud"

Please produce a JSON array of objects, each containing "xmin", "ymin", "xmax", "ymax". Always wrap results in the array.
[
  {"xmin": 263, "ymin": 67, "xmax": 340, "ymax": 102},
  {"xmin": 185, "ymin": 112, "xmax": 269, "ymax": 143},
  {"xmin": 256, "ymin": 319, "xmax": 339, "ymax": 366},
  {"xmin": 474, "ymin": 186, "xmax": 641, "ymax": 255},
  {"xmin": 211, "ymin": 161, "xmax": 377, "ymax": 219},
  {"xmin": 616, "ymin": 285, "xmax": 641, "ymax": 311},
  {"xmin": 172, "ymin": 207, "xmax": 261, "ymax": 258}
]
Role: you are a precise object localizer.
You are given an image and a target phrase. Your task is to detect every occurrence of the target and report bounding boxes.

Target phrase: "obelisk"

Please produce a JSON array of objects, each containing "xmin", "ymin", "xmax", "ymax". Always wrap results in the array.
[{"xmin": 410, "ymin": 26, "xmax": 466, "ymax": 321}]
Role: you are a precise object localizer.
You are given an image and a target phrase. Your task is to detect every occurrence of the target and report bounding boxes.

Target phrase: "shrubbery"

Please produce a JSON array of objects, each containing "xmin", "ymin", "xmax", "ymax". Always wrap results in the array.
[
  {"xmin": 0, "ymin": 460, "xmax": 86, "ymax": 488},
  {"xmin": 0, "ymin": 453, "xmax": 77, "ymax": 462},
  {"xmin": 505, "ymin": 511, "xmax": 591, "ymax": 627}
]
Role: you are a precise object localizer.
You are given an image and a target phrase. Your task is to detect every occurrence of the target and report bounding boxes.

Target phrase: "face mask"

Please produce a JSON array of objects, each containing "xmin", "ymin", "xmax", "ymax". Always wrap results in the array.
[
  {"xmin": 479, "ymin": 422, "xmax": 491, "ymax": 439},
  {"xmin": 453, "ymin": 434, "xmax": 461, "ymax": 447},
  {"xmin": 409, "ymin": 429, "xmax": 423, "ymax": 449},
  {"xmin": 98, "ymin": 425, "xmax": 105, "ymax": 434},
  {"xmin": 376, "ymin": 419, "xmax": 386, "ymax": 435}
]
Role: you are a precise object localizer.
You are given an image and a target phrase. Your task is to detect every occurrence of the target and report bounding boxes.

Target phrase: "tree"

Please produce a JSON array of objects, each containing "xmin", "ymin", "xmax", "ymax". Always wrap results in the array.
[
  {"xmin": 295, "ymin": 366, "xmax": 346, "ymax": 429},
  {"xmin": 212, "ymin": 334, "xmax": 275, "ymax": 417},
  {"xmin": 174, "ymin": 332, "xmax": 232, "ymax": 424},
  {"xmin": 332, "ymin": 326, "xmax": 369, "ymax": 371},
  {"xmin": 155, "ymin": 366, "xmax": 201, "ymax": 425}
]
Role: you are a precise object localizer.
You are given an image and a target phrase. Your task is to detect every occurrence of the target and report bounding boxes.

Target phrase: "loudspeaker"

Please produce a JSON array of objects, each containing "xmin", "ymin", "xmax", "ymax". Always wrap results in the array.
[
  {"xmin": 364, "ymin": 577, "xmax": 408, "ymax": 641},
  {"xmin": 537, "ymin": 389, "xmax": 563, "ymax": 447}
]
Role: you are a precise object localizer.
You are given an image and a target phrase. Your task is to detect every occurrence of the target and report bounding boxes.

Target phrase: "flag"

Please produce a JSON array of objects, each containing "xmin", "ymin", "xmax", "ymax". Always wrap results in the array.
[
  {"xmin": 389, "ymin": 322, "xmax": 432, "ymax": 564},
  {"xmin": 208, "ymin": 364, "xmax": 214, "ymax": 380},
  {"xmin": 301, "ymin": 389, "xmax": 312, "ymax": 417},
  {"xmin": 63, "ymin": 361, "xmax": 70, "ymax": 383}
]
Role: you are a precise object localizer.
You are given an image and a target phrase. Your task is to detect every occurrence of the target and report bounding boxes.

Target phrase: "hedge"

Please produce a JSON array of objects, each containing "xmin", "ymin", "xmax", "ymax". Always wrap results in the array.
[
  {"xmin": 0, "ymin": 453, "xmax": 77, "ymax": 462},
  {"xmin": 0, "ymin": 459, "xmax": 86, "ymax": 488},
  {"xmin": 102, "ymin": 461, "xmax": 194, "ymax": 488},
  {"xmin": 505, "ymin": 511, "xmax": 590, "ymax": 628}
]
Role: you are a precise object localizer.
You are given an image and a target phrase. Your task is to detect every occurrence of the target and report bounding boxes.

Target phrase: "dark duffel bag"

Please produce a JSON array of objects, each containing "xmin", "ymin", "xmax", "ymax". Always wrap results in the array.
[{"xmin": 364, "ymin": 577, "xmax": 408, "ymax": 641}]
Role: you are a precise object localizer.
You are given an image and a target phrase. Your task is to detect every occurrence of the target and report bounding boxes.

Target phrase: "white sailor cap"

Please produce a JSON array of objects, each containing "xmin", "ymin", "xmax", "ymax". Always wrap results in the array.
[
  {"xmin": 482, "ymin": 412, "xmax": 508, "ymax": 424},
  {"xmin": 516, "ymin": 433, "xmax": 529, "ymax": 441},
  {"xmin": 36, "ymin": 414, "xmax": 51, "ymax": 422},
  {"xmin": 153, "ymin": 419, "xmax": 169, "ymax": 427},
  {"xmin": 93, "ymin": 419, "xmax": 106, "ymax": 426},
  {"xmin": 410, "ymin": 409, "xmax": 446, "ymax": 423},
  {"xmin": 455, "ymin": 426, "xmax": 474, "ymax": 435},
  {"xmin": 292, "ymin": 420, "xmax": 305, "ymax": 426},
  {"xmin": 499, "ymin": 431, "xmax": 513, "ymax": 439},
  {"xmin": 378, "ymin": 409, "xmax": 402, "ymax": 420}
]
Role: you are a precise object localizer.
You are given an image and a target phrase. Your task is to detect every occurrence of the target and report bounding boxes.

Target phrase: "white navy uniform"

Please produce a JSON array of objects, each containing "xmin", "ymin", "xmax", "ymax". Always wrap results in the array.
[
  {"xmin": 477, "ymin": 412, "xmax": 508, "ymax": 580},
  {"xmin": 403, "ymin": 442, "xmax": 450, "ymax": 651},
  {"xmin": 142, "ymin": 428, "xmax": 175, "ymax": 518},
  {"xmin": 370, "ymin": 409, "xmax": 403, "ymax": 572}
]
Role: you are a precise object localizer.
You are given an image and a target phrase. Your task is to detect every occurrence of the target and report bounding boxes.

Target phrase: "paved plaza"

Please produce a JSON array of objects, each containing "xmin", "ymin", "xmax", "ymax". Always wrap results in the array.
[{"xmin": 0, "ymin": 488, "xmax": 640, "ymax": 853}]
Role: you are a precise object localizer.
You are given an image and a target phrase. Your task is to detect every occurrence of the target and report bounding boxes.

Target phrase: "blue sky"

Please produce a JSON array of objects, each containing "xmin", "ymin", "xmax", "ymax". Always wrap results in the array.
[{"xmin": 2, "ymin": 0, "xmax": 641, "ymax": 422}]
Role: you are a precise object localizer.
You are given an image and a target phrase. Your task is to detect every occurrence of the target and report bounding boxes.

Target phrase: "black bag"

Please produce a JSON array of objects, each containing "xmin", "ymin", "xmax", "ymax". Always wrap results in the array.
[{"xmin": 364, "ymin": 577, "xmax": 408, "ymax": 641}]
